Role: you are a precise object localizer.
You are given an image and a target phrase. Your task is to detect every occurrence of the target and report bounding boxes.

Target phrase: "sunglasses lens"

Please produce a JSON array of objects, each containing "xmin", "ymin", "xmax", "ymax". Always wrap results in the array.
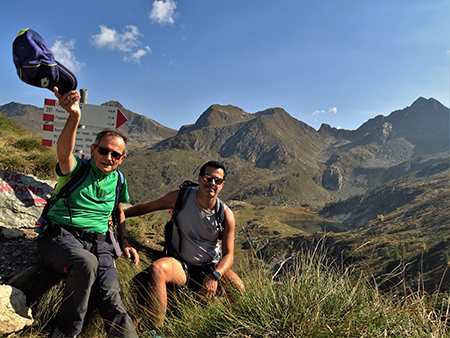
[
  {"xmin": 97, "ymin": 147, "xmax": 108, "ymax": 155},
  {"xmin": 97, "ymin": 147, "xmax": 122, "ymax": 160},
  {"xmin": 111, "ymin": 152, "xmax": 121, "ymax": 160},
  {"xmin": 202, "ymin": 175, "xmax": 223, "ymax": 185}
]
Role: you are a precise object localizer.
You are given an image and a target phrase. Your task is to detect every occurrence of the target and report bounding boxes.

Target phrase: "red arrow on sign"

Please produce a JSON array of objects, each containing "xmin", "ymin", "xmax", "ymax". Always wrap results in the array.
[{"xmin": 117, "ymin": 108, "xmax": 127, "ymax": 128}]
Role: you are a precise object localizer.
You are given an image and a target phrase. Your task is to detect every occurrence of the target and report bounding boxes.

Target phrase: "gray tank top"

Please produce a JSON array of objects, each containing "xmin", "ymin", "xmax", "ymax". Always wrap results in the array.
[{"xmin": 171, "ymin": 187, "xmax": 226, "ymax": 266}]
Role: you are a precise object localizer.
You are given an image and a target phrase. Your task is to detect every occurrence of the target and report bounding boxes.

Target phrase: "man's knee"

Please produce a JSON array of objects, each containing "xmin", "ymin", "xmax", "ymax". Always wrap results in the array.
[
  {"xmin": 148, "ymin": 258, "xmax": 185, "ymax": 285},
  {"xmin": 148, "ymin": 259, "xmax": 168, "ymax": 282},
  {"xmin": 70, "ymin": 248, "xmax": 98, "ymax": 277}
]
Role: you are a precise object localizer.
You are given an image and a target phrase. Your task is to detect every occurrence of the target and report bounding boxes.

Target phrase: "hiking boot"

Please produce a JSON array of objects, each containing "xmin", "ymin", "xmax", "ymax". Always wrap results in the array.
[
  {"xmin": 143, "ymin": 329, "xmax": 163, "ymax": 338},
  {"xmin": 51, "ymin": 327, "xmax": 77, "ymax": 338}
]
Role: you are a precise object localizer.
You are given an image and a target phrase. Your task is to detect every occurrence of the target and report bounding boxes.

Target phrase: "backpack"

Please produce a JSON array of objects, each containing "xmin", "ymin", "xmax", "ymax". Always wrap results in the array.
[
  {"xmin": 35, "ymin": 158, "xmax": 125, "ymax": 234},
  {"xmin": 163, "ymin": 180, "xmax": 225, "ymax": 258}
]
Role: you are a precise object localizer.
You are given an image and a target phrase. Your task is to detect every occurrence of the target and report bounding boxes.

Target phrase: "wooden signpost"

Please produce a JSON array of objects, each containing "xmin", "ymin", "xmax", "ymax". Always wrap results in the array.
[{"xmin": 41, "ymin": 96, "xmax": 128, "ymax": 158}]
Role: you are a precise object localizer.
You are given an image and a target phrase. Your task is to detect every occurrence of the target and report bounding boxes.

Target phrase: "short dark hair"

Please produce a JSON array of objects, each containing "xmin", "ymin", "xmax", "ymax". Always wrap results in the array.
[
  {"xmin": 199, "ymin": 161, "xmax": 226, "ymax": 180},
  {"xmin": 92, "ymin": 129, "xmax": 128, "ymax": 155}
]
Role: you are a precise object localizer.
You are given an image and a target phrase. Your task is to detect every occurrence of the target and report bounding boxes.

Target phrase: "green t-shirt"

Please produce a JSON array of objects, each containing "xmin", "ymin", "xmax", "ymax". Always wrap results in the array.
[{"xmin": 47, "ymin": 156, "xmax": 130, "ymax": 234}]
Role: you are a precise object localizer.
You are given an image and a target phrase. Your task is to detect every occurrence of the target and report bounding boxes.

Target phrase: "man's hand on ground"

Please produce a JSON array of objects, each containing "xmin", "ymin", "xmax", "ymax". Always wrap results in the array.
[
  {"xmin": 123, "ymin": 245, "xmax": 139, "ymax": 265},
  {"xmin": 198, "ymin": 274, "xmax": 218, "ymax": 298}
]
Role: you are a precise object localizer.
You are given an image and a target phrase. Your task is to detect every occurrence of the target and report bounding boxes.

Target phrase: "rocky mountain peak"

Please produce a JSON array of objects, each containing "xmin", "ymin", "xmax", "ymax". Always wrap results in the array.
[
  {"xmin": 101, "ymin": 100, "xmax": 125, "ymax": 110},
  {"xmin": 184, "ymin": 104, "xmax": 253, "ymax": 132}
]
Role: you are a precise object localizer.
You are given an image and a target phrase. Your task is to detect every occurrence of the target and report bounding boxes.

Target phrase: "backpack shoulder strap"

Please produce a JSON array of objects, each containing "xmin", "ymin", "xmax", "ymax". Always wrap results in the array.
[
  {"xmin": 110, "ymin": 170, "xmax": 125, "ymax": 229},
  {"xmin": 170, "ymin": 185, "xmax": 191, "ymax": 254},
  {"xmin": 55, "ymin": 158, "xmax": 90, "ymax": 200},
  {"xmin": 113, "ymin": 170, "xmax": 125, "ymax": 212},
  {"xmin": 43, "ymin": 159, "xmax": 90, "ymax": 217},
  {"xmin": 36, "ymin": 159, "xmax": 91, "ymax": 230},
  {"xmin": 173, "ymin": 185, "xmax": 189, "ymax": 216},
  {"xmin": 214, "ymin": 197, "xmax": 225, "ymax": 240}
]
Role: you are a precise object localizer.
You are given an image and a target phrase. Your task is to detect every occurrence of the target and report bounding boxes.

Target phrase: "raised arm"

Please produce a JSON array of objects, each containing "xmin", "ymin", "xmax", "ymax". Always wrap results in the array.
[
  {"xmin": 54, "ymin": 87, "xmax": 81, "ymax": 175},
  {"xmin": 124, "ymin": 189, "xmax": 180, "ymax": 218}
]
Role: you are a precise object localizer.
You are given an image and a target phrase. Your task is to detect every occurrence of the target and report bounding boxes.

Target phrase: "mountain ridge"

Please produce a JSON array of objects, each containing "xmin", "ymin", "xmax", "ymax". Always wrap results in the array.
[{"xmin": 1, "ymin": 97, "xmax": 448, "ymax": 207}]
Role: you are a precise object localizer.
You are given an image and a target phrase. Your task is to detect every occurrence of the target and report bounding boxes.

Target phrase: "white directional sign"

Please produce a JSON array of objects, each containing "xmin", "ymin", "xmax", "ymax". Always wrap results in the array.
[
  {"xmin": 42, "ymin": 124, "xmax": 98, "ymax": 157},
  {"xmin": 42, "ymin": 124, "xmax": 97, "ymax": 150},
  {"xmin": 42, "ymin": 98, "xmax": 128, "ymax": 154},
  {"xmin": 43, "ymin": 99, "xmax": 128, "ymax": 129}
]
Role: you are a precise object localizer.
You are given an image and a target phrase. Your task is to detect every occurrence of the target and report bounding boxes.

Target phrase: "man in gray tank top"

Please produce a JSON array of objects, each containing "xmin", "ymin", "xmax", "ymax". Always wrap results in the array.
[{"xmin": 125, "ymin": 161, "xmax": 244, "ymax": 334}]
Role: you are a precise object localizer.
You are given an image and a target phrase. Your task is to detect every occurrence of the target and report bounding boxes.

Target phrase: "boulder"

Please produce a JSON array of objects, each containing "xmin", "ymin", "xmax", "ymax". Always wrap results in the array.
[
  {"xmin": 0, "ymin": 284, "xmax": 34, "ymax": 335},
  {"xmin": 0, "ymin": 170, "xmax": 55, "ymax": 230},
  {"xmin": 0, "ymin": 170, "xmax": 55, "ymax": 282}
]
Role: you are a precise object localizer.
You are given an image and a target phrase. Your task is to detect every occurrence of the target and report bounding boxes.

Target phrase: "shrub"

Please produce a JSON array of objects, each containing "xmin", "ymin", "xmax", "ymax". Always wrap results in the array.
[{"xmin": 13, "ymin": 137, "xmax": 44, "ymax": 151}]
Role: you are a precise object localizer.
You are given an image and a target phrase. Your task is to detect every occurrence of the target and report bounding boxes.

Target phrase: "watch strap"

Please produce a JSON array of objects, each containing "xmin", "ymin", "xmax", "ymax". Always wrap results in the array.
[{"xmin": 212, "ymin": 271, "xmax": 222, "ymax": 280}]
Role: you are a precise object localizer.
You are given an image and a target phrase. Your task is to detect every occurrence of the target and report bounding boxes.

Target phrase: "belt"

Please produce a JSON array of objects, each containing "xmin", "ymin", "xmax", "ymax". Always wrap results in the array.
[{"xmin": 50, "ymin": 223, "xmax": 107, "ymax": 242}]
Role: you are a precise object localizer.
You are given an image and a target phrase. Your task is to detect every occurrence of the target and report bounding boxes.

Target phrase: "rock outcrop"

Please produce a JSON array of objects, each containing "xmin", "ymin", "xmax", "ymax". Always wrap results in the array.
[
  {"xmin": 0, "ymin": 170, "xmax": 55, "ymax": 334},
  {"xmin": 0, "ymin": 284, "xmax": 34, "ymax": 336}
]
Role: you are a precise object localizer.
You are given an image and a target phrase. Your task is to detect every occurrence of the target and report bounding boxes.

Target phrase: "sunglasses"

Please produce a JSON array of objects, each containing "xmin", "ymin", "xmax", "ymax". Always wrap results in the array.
[
  {"xmin": 202, "ymin": 174, "xmax": 224, "ymax": 185},
  {"xmin": 96, "ymin": 146, "xmax": 123, "ymax": 160}
]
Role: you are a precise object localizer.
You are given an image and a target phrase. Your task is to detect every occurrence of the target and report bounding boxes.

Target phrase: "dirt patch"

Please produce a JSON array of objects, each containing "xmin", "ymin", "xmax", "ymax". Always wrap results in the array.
[{"xmin": 0, "ymin": 229, "xmax": 39, "ymax": 284}]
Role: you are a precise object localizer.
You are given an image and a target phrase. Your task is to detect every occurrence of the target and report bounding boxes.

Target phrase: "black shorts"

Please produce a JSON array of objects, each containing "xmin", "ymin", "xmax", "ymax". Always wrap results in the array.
[{"xmin": 180, "ymin": 261, "xmax": 216, "ymax": 293}]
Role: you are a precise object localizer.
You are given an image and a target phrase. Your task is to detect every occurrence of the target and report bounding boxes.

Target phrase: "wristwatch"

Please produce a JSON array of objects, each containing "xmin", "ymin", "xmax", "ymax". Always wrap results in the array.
[{"xmin": 212, "ymin": 271, "xmax": 222, "ymax": 280}]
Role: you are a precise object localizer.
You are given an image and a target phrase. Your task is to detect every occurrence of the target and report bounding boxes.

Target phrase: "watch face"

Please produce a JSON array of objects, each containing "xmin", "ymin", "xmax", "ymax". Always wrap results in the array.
[{"xmin": 213, "ymin": 271, "xmax": 221, "ymax": 280}]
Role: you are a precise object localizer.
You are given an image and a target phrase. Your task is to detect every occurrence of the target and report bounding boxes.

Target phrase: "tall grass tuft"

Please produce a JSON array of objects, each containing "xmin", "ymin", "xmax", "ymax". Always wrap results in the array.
[
  {"xmin": 12, "ymin": 236, "xmax": 450, "ymax": 338},
  {"xmin": 0, "ymin": 113, "xmax": 57, "ymax": 179},
  {"xmin": 157, "ymin": 240, "xmax": 450, "ymax": 338}
]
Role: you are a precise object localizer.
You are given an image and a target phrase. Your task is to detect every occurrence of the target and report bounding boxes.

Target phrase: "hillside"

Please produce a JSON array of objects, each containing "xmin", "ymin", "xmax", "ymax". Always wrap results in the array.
[{"xmin": 250, "ymin": 167, "xmax": 450, "ymax": 295}]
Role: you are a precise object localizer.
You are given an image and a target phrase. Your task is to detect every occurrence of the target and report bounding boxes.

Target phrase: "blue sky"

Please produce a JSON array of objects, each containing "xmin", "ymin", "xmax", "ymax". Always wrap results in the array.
[{"xmin": 1, "ymin": 0, "xmax": 448, "ymax": 131}]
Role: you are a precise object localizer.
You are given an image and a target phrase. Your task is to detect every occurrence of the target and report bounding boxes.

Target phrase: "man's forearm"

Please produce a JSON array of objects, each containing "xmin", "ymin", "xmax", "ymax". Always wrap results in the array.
[
  {"xmin": 57, "ymin": 113, "xmax": 80, "ymax": 161},
  {"xmin": 116, "ymin": 208, "xmax": 129, "ymax": 240},
  {"xmin": 124, "ymin": 203, "xmax": 151, "ymax": 218},
  {"xmin": 215, "ymin": 253, "xmax": 234, "ymax": 276}
]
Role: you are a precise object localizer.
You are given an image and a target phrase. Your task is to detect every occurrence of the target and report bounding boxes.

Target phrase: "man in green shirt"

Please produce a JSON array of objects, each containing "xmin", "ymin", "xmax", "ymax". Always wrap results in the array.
[{"xmin": 37, "ymin": 87, "xmax": 139, "ymax": 338}]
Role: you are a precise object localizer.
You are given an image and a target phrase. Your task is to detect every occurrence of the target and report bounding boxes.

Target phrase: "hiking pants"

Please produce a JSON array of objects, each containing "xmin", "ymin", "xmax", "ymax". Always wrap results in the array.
[{"xmin": 37, "ymin": 226, "xmax": 138, "ymax": 338}]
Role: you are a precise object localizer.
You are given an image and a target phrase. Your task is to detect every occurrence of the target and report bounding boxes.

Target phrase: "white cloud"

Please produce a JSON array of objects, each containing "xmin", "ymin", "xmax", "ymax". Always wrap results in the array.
[
  {"xmin": 51, "ymin": 40, "xmax": 85, "ymax": 73},
  {"xmin": 313, "ymin": 109, "xmax": 325, "ymax": 117},
  {"xmin": 312, "ymin": 107, "xmax": 338, "ymax": 122},
  {"xmin": 123, "ymin": 46, "xmax": 152, "ymax": 64},
  {"xmin": 91, "ymin": 25, "xmax": 151, "ymax": 63},
  {"xmin": 149, "ymin": 0, "xmax": 177, "ymax": 25},
  {"xmin": 91, "ymin": 25, "xmax": 139, "ymax": 52}
]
